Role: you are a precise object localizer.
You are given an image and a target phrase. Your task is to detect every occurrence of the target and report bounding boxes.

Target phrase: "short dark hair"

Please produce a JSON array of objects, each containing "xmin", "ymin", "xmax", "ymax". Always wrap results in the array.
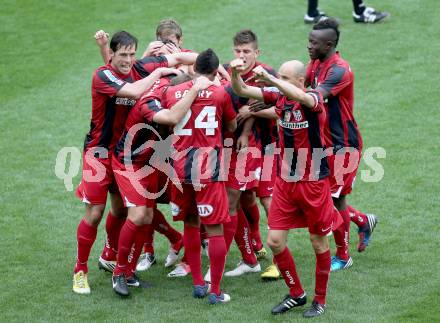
[
  {"xmin": 313, "ymin": 17, "xmax": 340, "ymax": 47},
  {"xmin": 156, "ymin": 19, "xmax": 183, "ymax": 41},
  {"xmin": 194, "ymin": 49, "xmax": 219, "ymax": 75},
  {"xmin": 110, "ymin": 31, "xmax": 138, "ymax": 52},
  {"xmin": 233, "ymin": 29, "xmax": 258, "ymax": 49}
]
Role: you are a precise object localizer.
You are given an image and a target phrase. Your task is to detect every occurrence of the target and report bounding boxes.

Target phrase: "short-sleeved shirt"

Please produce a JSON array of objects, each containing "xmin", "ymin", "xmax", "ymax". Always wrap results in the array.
[
  {"xmin": 306, "ymin": 52, "xmax": 362, "ymax": 152},
  {"xmin": 262, "ymin": 87, "xmax": 329, "ymax": 182},
  {"xmin": 83, "ymin": 56, "xmax": 169, "ymax": 153},
  {"xmin": 163, "ymin": 80, "xmax": 237, "ymax": 184}
]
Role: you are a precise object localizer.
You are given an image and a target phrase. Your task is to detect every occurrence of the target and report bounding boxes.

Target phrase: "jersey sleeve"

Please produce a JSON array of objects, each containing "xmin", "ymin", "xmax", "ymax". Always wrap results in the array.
[
  {"xmin": 261, "ymin": 87, "xmax": 280, "ymax": 105},
  {"xmin": 306, "ymin": 90, "xmax": 324, "ymax": 113},
  {"xmin": 94, "ymin": 69, "xmax": 126, "ymax": 96},
  {"xmin": 140, "ymin": 99, "xmax": 162, "ymax": 123},
  {"xmin": 133, "ymin": 56, "xmax": 169, "ymax": 78},
  {"xmin": 316, "ymin": 64, "xmax": 352, "ymax": 97}
]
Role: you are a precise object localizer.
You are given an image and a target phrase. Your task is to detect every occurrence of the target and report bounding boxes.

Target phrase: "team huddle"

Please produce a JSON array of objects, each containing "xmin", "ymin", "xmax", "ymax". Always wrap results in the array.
[{"xmin": 72, "ymin": 18, "xmax": 378, "ymax": 318}]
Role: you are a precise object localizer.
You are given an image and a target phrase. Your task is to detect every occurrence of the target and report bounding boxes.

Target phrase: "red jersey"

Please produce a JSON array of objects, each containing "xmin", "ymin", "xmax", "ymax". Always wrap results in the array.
[
  {"xmin": 306, "ymin": 52, "xmax": 362, "ymax": 152},
  {"xmin": 163, "ymin": 80, "xmax": 236, "ymax": 183},
  {"xmin": 114, "ymin": 94, "xmax": 163, "ymax": 166},
  {"xmin": 84, "ymin": 56, "xmax": 169, "ymax": 153},
  {"xmin": 262, "ymin": 87, "xmax": 329, "ymax": 181}
]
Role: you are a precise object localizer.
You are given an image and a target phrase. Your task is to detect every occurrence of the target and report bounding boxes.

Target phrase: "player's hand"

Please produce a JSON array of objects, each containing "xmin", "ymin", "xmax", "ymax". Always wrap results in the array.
[
  {"xmin": 237, "ymin": 105, "xmax": 251, "ymax": 124},
  {"xmin": 94, "ymin": 30, "xmax": 109, "ymax": 47},
  {"xmin": 253, "ymin": 65, "xmax": 272, "ymax": 83},
  {"xmin": 217, "ymin": 65, "xmax": 231, "ymax": 82},
  {"xmin": 230, "ymin": 58, "xmax": 245, "ymax": 72},
  {"xmin": 164, "ymin": 42, "xmax": 181, "ymax": 54},
  {"xmin": 142, "ymin": 41, "xmax": 164, "ymax": 58},
  {"xmin": 249, "ymin": 101, "xmax": 269, "ymax": 112},
  {"xmin": 236, "ymin": 134, "xmax": 249, "ymax": 152},
  {"xmin": 157, "ymin": 67, "xmax": 182, "ymax": 77},
  {"xmin": 193, "ymin": 75, "xmax": 214, "ymax": 92}
]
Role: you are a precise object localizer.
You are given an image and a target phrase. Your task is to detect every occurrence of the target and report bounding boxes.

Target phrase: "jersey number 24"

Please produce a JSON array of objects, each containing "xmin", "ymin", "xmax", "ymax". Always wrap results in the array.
[{"xmin": 174, "ymin": 106, "xmax": 218, "ymax": 136}]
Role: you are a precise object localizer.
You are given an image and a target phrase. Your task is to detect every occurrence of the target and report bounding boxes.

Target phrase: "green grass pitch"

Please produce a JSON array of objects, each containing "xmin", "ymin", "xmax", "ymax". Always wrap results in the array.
[{"xmin": 1, "ymin": 0, "xmax": 439, "ymax": 321}]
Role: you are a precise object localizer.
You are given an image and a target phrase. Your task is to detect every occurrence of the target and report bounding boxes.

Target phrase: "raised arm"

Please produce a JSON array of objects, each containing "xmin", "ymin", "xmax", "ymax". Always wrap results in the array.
[
  {"xmin": 117, "ymin": 67, "xmax": 180, "ymax": 99},
  {"xmin": 94, "ymin": 30, "xmax": 111, "ymax": 64},
  {"xmin": 230, "ymin": 59, "xmax": 264, "ymax": 101},
  {"xmin": 164, "ymin": 52, "xmax": 198, "ymax": 67},
  {"xmin": 253, "ymin": 66, "xmax": 316, "ymax": 109}
]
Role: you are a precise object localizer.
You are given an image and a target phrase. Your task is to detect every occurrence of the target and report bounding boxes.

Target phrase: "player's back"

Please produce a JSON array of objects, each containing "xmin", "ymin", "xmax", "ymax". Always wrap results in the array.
[
  {"xmin": 164, "ymin": 79, "xmax": 236, "ymax": 183},
  {"xmin": 166, "ymin": 80, "xmax": 233, "ymax": 149}
]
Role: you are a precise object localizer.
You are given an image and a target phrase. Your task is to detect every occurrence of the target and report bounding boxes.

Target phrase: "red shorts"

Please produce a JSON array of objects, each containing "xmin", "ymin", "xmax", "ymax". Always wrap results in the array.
[
  {"xmin": 268, "ymin": 178, "xmax": 342, "ymax": 236},
  {"xmin": 75, "ymin": 150, "xmax": 119, "ymax": 205},
  {"xmin": 256, "ymin": 154, "xmax": 278, "ymax": 198},
  {"xmin": 112, "ymin": 157, "xmax": 157, "ymax": 208},
  {"xmin": 170, "ymin": 182, "xmax": 230, "ymax": 225},
  {"xmin": 226, "ymin": 149, "xmax": 261, "ymax": 191},
  {"xmin": 328, "ymin": 148, "xmax": 361, "ymax": 198}
]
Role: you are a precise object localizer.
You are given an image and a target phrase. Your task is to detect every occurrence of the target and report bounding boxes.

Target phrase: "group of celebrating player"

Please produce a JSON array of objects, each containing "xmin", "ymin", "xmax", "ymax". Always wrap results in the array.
[{"xmin": 71, "ymin": 17, "xmax": 378, "ymax": 318}]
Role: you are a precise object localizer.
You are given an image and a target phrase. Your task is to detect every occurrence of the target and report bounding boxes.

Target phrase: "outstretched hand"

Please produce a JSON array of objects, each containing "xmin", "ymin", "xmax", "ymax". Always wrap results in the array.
[
  {"xmin": 249, "ymin": 100, "xmax": 270, "ymax": 112},
  {"xmin": 193, "ymin": 75, "xmax": 214, "ymax": 92},
  {"xmin": 157, "ymin": 67, "xmax": 182, "ymax": 77}
]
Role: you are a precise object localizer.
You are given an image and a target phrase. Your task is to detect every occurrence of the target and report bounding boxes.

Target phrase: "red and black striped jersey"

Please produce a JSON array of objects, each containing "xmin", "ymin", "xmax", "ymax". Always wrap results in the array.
[
  {"xmin": 163, "ymin": 80, "xmax": 236, "ymax": 183},
  {"xmin": 83, "ymin": 56, "xmax": 169, "ymax": 153},
  {"xmin": 262, "ymin": 87, "xmax": 329, "ymax": 182},
  {"xmin": 306, "ymin": 52, "xmax": 363, "ymax": 152},
  {"xmin": 114, "ymin": 94, "xmax": 163, "ymax": 166}
]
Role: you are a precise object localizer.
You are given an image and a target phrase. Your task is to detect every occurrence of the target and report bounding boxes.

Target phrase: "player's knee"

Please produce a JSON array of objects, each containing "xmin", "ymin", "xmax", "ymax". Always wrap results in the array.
[
  {"xmin": 267, "ymin": 235, "xmax": 284, "ymax": 253},
  {"xmin": 128, "ymin": 207, "xmax": 153, "ymax": 225},
  {"xmin": 85, "ymin": 206, "xmax": 105, "ymax": 227},
  {"xmin": 310, "ymin": 235, "xmax": 329, "ymax": 254}
]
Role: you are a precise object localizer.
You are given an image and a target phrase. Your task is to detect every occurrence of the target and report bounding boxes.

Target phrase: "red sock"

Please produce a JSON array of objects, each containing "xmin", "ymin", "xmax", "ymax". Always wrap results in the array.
[
  {"xmin": 224, "ymin": 213, "xmax": 238, "ymax": 252},
  {"xmin": 208, "ymin": 235, "xmax": 227, "ymax": 295},
  {"xmin": 273, "ymin": 247, "xmax": 304, "ymax": 298},
  {"xmin": 143, "ymin": 230, "xmax": 155, "ymax": 254},
  {"xmin": 75, "ymin": 219, "xmax": 98, "ymax": 273},
  {"xmin": 243, "ymin": 203, "xmax": 263, "ymax": 251},
  {"xmin": 183, "ymin": 225, "xmax": 204, "ymax": 286},
  {"xmin": 314, "ymin": 250, "xmax": 331, "ymax": 305},
  {"xmin": 333, "ymin": 208, "xmax": 350, "ymax": 260},
  {"xmin": 129, "ymin": 224, "xmax": 153, "ymax": 275},
  {"xmin": 153, "ymin": 208, "xmax": 182, "ymax": 244},
  {"xmin": 114, "ymin": 219, "xmax": 138, "ymax": 276},
  {"xmin": 234, "ymin": 209, "xmax": 257, "ymax": 265},
  {"xmin": 347, "ymin": 205, "xmax": 368, "ymax": 228},
  {"xmin": 101, "ymin": 211, "xmax": 125, "ymax": 260}
]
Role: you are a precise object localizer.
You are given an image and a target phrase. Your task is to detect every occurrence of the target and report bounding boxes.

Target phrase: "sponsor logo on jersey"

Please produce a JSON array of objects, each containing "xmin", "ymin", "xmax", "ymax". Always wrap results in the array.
[
  {"xmin": 115, "ymin": 97, "xmax": 136, "ymax": 106},
  {"xmin": 170, "ymin": 202, "xmax": 180, "ymax": 216},
  {"xmin": 278, "ymin": 120, "xmax": 309, "ymax": 129},
  {"xmin": 293, "ymin": 110, "xmax": 302, "ymax": 121},
  {"xmin": 197, "ymin": 204, "xmax": 213, "ymax": 217},
  {"xmin": 103, "ymin": 69, "xmax": 124, "ymax": 86}
]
